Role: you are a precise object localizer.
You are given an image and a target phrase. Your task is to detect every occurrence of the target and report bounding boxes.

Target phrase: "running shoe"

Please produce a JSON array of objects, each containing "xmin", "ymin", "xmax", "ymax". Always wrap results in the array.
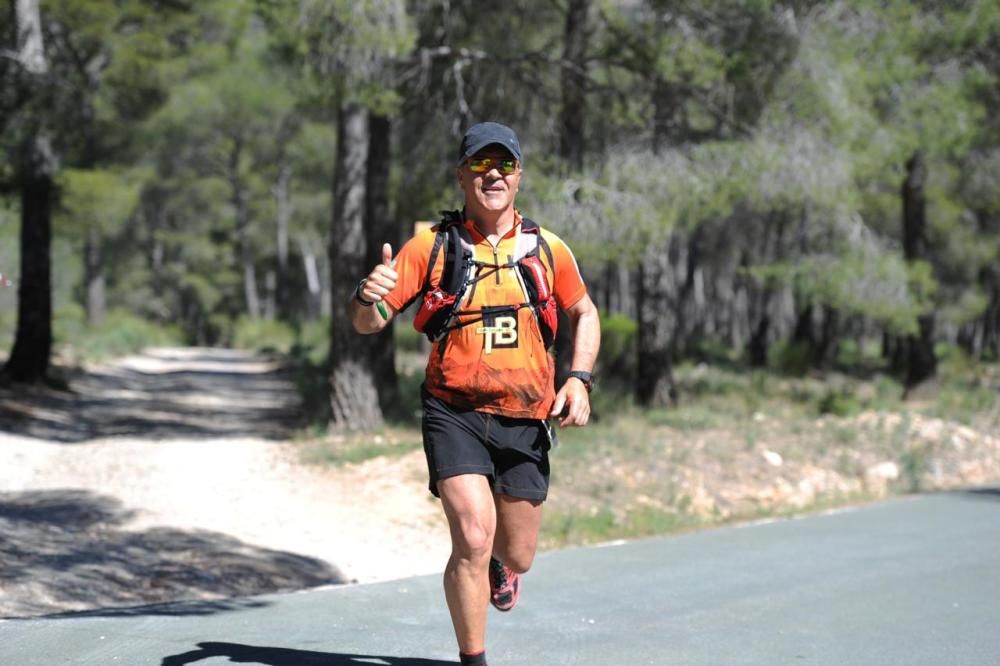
[{"xmin": 488, "ymin": 557, "xmax": 520, "ymax": 612}]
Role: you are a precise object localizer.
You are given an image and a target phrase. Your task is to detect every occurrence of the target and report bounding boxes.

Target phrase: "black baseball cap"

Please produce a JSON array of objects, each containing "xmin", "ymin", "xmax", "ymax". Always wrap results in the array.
[{"xmin": 457, "ymin": 122, "xmax": 522, "ymax": 164}]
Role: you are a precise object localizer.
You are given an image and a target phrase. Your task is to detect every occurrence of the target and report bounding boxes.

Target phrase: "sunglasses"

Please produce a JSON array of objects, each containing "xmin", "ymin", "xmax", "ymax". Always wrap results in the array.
[{"xmin": 467, "ymin": 157, "xmax": 519, "ymax": 175}]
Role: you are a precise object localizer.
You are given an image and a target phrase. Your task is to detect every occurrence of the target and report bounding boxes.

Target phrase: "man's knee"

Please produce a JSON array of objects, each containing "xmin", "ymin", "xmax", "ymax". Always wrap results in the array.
[
  {"xmin": 504, "ymin": 550, "xmax": 535, "ymax": 574},
  {"xmin": 453, "ymin": 518, "xmax": 494, "ymax": 561},
  {"xmin": 495, "ymin": 533, "xmax": 537, "ymax": 573}
]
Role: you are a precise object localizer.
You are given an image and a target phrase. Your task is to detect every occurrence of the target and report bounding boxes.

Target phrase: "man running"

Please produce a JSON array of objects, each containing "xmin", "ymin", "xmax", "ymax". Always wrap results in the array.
[{"xmin": 351, "ymin": 121, "xmax": 600, "ymax": 666}]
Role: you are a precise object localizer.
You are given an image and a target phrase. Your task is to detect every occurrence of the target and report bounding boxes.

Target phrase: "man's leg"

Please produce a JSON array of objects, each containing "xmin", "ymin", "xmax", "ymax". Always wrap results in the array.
[
  {"xmin": 438, "ymin": 474, "xmax": 497, "ymax": 655},
  {"xmin": 493, "ymin": 495, "xmax": 543, "ymax": 573}
]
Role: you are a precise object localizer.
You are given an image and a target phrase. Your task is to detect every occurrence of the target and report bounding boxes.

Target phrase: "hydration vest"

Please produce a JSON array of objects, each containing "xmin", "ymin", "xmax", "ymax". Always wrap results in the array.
[{"xmin": 412, "ymin": 210, "xmax": 559, "ymax": 349}]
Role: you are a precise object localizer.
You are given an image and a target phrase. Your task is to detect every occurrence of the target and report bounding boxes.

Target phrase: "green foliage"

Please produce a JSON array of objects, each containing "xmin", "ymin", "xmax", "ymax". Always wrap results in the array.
[
  {"xmin": 231, "ymin": 316, "xmax": 296, "ymax": 353},
  {"xmin": 296, "ymin": 318, "xmax": 330, "ymax": 366},
  {"xmin": 596, "ymin": 312, "xmax": 637, "ymax": 383},
  {"xmin": 646, "ymin": 405, "xmax": 723, "ymax": 432},
  {"xmin": 771, "ymin": 340, "xmax": 812, "ymax": 377},
  {"xmin": 921, "ymin": 344, "xmax": 1000, "ymax": 424},
  {"xmin": 257, "ymin": 0, "xmax": 415, "ymax": 111},
  {"xmin": 541, "ymin": 507, "xmax": 617, "ymax": 547},
  {"xmin": 749, "ymin": 251, "xmax": 934, "ymax": 336},
  {"xmin": 55, "ymin": 306, "xmax": 184, "ymax": 362},
  {"xmin": 55, "ymin": 168, "xmax": 142, "ymax": 236},
  {"xmin": 817, "ymin": 389, "xmax": 863, "ymax": 418},
  {"xmin": 394, "ymin": 321, "xmax": 422, "ymax": 353},
  {"xmin": 4, "ymin": 0, "xmax": 999, "ymax": 391}
]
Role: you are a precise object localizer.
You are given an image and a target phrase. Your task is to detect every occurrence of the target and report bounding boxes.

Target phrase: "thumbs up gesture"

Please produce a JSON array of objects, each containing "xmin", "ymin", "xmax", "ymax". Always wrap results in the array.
[{"xmin": 359, "ymin": 242, "xmax": 398, "ymax": 308}]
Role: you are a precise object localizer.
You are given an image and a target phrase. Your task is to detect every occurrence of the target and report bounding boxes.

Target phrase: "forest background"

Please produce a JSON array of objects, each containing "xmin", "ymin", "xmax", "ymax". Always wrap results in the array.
[{"xmin": 1, "ymin": 0, "xmax": 998, "ymax": 440}]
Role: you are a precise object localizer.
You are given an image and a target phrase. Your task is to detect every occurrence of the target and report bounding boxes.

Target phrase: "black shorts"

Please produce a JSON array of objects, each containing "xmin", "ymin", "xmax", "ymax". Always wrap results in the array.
[{"xmin": 421, "ymin": 388, "xmax": 552, "ymax": 501}]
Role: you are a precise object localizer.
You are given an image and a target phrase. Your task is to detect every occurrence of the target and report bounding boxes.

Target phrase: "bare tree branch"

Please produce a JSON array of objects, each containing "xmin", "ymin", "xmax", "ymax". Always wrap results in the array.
[{"xmin": 1, "ymin": 49, "xmax": 26, "ymax": 67}]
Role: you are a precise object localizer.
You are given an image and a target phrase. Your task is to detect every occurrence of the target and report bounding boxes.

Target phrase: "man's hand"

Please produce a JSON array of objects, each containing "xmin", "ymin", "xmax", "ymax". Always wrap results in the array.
[
  {"xmin": 351, "ymin": 243, "xmax": 397, "ymax": 334},
  {"xmin": 549, "ymin": 377, "xmax": 591, "ymax": 427},
  {"xmin": 360, "ymin": 243, "xmax": 397, "ymax": 305}
]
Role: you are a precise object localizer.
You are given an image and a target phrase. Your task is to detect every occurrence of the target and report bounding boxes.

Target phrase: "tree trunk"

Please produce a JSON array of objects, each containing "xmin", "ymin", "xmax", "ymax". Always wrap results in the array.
[
  {"xmin": 263, "ymin": 270, "xmax": 277, "ymax": 320},
  {"xmin": 793, "ymin": 304, "xmax": 814, "ymax": 349},
  {"xmin": 79, "ymin": 83, "xmax": 104, "ymax": 325},
  {"xmin": 815, "ymin": 305, "xmax": 840, "ymax": 369},
  {"xmin": 901, "ymin": 151, "xmax": 936, "ymax": 387},
  {"xmin": 4, "ymin": 130, "xmax": 54, "ymax": 383},
  {"xmin": 328, "ymin": 103, "xmax": 383, "ymax": 431},
  {"xmin": 272, "ymin": 161, "xmax": 292, "ymax": 320},
  {"xmin": 230, "ymin": 137, "xmax": 261, "ymax": 319},
  {"xmin": 84, "ymin": 225, "xmax": 106, "ymax": 325},
  {"xmin": 973, "ymin": 211, "xmax": 999, "ymax": 360},
  {"xmin": 14, "ymin": 0, "xmax": 46, "ymax": 74},
  {"xmin": 552, "ymin": 0, "xmax": 592, "ymax": 392},
  {"xmin": 3, "ymin": 0, "xmax": 52, "ymax": 384},
  {"xmin": 983, "ymin": 278, "xmax": 1000, "ymax": 359},
  {"xmin": 299, "ymin": 236, "xmax": 323, "ymax": 320},
  {"xmin": 636, "ymin": 242, "xmax": 678, "ymax": 406},
  {"xmin": 558, "ymin": 0, "xmax": 589, "ymax": 169},
  {"xmin": 748, "ymin": 314, "xmax": 769, "ymax": 367},
  {"xmin": 653, "ymin": 78, "xmax": 682, "ymax": 155},
  {"xmin": 365, "ymin": 112, "xmax": 399, "ymax": 416}
]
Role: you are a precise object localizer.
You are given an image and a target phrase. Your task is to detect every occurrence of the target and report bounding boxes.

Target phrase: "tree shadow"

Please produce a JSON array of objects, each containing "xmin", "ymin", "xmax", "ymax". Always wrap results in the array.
[
  {"xmin": 0, "ymin": 348, "xmax": 304, "ymax": 443},
  {"xmin": 161, "ymin": 642, "xmax": 455, "ymax": 665},
  {"xmin": 956, "ymin": 486, "xmax": 1000, "ymax": 501},
  {"xmin": 0, "ymin": 489, "xmax": 348, "ymax": 618}
]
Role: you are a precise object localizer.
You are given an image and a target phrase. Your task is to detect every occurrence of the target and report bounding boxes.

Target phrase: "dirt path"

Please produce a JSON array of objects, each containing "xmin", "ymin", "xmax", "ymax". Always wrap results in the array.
[{"xmin": 0, "ymin": 347, "xmax": 450, "ymax": 618}]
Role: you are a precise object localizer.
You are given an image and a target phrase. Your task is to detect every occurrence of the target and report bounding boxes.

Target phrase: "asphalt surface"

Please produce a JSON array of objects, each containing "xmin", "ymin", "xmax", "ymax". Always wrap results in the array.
[{"xmin": 2, "ymin": 490, "xmax": 999, "ymax": 666}]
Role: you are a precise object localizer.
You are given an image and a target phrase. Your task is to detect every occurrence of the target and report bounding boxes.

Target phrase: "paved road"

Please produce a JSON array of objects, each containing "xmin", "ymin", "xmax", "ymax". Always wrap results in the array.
[{"xmin": 3, "ymin": 490, "xmax": 999, "ymax": 665}]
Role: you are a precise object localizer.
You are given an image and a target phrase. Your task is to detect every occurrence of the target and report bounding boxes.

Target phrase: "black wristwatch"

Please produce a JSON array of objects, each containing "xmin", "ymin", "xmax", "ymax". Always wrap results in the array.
[
  {"xmin": 567, "ymin": 370, "xmax": 594, "ymax": 393},
  {"xmin": 353, "ymin": 278, "xmax": 375, "ymax": 307}
]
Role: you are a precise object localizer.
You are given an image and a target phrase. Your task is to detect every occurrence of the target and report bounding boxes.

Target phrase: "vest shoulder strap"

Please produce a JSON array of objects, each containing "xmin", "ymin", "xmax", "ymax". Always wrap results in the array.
[
  {"xmin": 424, "ymin": 210, "xmax": 474, "ymax": 295},
  {"xmin": 518, "ymin": 217, "xmax": 554, "ymax": 275},
  {"xmin": 424, "ymin": 212, "xmax": 554, "ymax": 293}
]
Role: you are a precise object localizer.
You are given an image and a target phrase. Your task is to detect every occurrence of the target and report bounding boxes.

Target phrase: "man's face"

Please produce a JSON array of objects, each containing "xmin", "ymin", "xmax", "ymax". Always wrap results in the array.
[{"xmin": 457, "ymin": 146, "xmax": 521, "ymax": 215}]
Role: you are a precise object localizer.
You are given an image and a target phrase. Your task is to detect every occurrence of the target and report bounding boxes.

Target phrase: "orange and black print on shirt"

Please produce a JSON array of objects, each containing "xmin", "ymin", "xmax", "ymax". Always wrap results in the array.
[{"xmin": 383, "ymin": 211, "xmax": 587, "ymax": 419}]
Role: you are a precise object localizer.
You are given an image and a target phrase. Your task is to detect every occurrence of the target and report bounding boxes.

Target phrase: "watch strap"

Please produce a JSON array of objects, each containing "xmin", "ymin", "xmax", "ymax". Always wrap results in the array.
[
  {"xmin": 567, "ymin": 370, "xmax": 594, "ymax": 392},
  {"xmin": 354, "ymin": 278, "xmax": 375, "ymax": 306}
]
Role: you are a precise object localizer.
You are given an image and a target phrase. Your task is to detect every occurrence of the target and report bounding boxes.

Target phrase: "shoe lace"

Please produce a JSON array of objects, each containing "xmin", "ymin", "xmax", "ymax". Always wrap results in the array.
[{"xmin": 489, "ymin": 558, "xmax": 507, "ymax": 589}]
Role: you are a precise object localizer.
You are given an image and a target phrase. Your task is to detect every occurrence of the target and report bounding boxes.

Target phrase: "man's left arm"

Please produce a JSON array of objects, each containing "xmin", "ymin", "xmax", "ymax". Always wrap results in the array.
[{"xmin": 550, "ymin": 293, "xmax": 601, "ymax": 427}]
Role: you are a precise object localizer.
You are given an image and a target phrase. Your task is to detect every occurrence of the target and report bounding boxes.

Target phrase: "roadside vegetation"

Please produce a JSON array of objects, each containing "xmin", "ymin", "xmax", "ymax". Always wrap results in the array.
[
  {"xmin": 289, "ymin": 322, "xmax": 1000, "ymax": 552},
  {"xmin": 8, "ymin": 302, "xmax": 996, "ymax": 555},
  {"xmin": 3, "ymin": 302, "xmax": 996, "ymax": 555},
  {"xmin": 2, "ymin": 0, "xmax": 997, "ymax": 561}
]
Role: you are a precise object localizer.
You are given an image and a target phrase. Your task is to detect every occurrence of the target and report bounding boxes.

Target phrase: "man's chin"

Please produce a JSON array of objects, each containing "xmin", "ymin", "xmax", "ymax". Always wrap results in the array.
[{"xmin": 477, "ymin": 197, "xmax": 512, "ymax": 211}]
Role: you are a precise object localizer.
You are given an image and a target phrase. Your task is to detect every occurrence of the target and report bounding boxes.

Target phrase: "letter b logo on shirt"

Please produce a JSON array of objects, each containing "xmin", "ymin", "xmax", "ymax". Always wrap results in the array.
[{"xmin": 477, "ymin": 314, "xmax": 518, "ymax": 354}]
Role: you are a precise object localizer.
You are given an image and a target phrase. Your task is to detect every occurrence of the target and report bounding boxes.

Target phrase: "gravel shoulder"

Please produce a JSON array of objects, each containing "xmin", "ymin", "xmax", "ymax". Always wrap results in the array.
[{"xmin": 0, "ymin": 347, "xmax": 450, "ymax": 618}]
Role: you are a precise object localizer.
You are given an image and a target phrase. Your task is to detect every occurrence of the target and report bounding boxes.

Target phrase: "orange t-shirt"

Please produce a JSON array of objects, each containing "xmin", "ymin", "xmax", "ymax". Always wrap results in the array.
[{"xmin": 383, "ymin": 211, "xmax": 587, "ymax": 419}]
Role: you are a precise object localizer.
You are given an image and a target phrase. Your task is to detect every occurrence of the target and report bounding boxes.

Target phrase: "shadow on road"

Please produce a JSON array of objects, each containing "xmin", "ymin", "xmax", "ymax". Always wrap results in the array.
[
  {"xmin": 0, "ymin": 489, "xmax": 347, "ymax": 618},
  {"xmin": 957, "ymin": 486, "xmax": 1000, "ymax": 501},
  {"xmin": 161, "ymin": 642, "xmax": 455, "ymax": 665},
  {"xmin": 0, "ymin": 348, "xmax": 303, "ymax": 443}
]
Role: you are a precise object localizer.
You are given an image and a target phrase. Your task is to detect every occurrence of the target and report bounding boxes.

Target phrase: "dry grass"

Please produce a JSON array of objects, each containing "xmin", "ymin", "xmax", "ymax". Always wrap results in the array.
[{"xmin": 310, "ymin": 356, "xmax": 1000, "ymax": 551}]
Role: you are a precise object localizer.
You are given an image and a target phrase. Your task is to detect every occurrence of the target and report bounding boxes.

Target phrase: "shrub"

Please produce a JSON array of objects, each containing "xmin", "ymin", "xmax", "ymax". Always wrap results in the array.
[
  {"xmin": 817, "ymin": 389, "xmax": 862, "ymax": 417},
  {"xmin": 56, "ymin": 307, "xmax": 185, "ymax": 362},
  {"xmin": 771, "ymin": 340, "xmax": 811, "ymax": 377},
  {"xmin": 292, "ymin": 317, "xmax": 329, "ymax": 366},
  {"xmin": 598, "ymin": 312, "xmax": 637, "ymax": 383},
  {"xmin": 0, "ymin": 311, "xmax": 15, "ymax": 353},
  {"xmin": 231, "ymin": 316, "xmax": 296, "ymax": 353},
  {"xmin": 395, "ymin": 323, "xmax": 423, "ymax": 353}
]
